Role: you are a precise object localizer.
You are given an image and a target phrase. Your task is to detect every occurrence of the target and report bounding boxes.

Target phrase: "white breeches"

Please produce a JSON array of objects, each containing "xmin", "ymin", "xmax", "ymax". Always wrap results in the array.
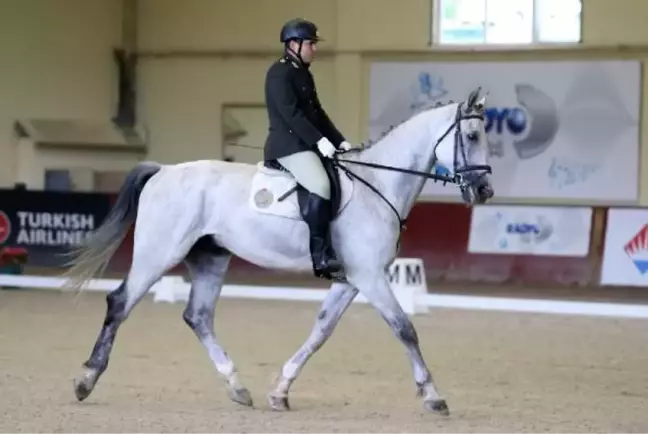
[{"xmin": 277, "ymin": 150, "xmax": 331, "ymax": 199}]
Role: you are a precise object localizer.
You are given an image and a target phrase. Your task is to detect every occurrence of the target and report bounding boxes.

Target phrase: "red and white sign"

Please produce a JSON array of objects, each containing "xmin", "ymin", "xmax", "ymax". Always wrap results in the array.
[
  {"xmin": 0, "ymin": 211, "xmax": 10, "ymax": 244},
  {"xmin": 600, "ymin": 208, "xmax": 648, "ymax": 286}
]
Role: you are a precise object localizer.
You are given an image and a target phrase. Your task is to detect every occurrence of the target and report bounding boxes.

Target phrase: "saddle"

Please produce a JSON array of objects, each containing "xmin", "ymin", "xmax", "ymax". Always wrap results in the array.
[{"xmin": 249, "ymin": 157, "xmax": 354, "ymax": 220}]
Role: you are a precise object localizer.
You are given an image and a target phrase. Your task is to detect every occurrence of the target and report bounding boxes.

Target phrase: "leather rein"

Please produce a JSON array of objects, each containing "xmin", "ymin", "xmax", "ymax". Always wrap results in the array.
[{"xmin": 332, "ymin": 102, "xmax": 492, "ymax": 232}]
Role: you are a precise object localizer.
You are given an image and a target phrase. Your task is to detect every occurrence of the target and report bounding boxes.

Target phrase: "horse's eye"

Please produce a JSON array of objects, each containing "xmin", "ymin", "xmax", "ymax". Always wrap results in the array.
[{"xmin": 467, "ymin": 131, "xmax": 479, "ymax": 142}]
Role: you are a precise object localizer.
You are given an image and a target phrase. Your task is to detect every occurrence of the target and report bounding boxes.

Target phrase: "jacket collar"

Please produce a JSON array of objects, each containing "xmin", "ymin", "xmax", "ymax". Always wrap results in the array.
[{"xmin": 283, "ymin": 52, "xmax": 310, "ymax": 70}]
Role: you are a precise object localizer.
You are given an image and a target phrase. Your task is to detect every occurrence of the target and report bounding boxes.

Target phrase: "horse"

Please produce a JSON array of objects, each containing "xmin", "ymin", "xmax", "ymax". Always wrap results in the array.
[{"xmin": 63, "ymin": 86, "xmax": 494, "ymax": 415}]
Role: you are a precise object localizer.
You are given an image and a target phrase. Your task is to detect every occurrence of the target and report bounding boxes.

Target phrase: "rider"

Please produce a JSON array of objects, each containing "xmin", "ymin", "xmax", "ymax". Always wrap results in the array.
[{"xmin": 263, "ymin": 17, "xmax": 353, "ymax": 279}]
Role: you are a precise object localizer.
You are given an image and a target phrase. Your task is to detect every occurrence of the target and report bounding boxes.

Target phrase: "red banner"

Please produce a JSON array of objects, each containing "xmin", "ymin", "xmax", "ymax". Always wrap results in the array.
[{"xmin": 105, "ymin": 197, "xmax": 598, "ymax": 287}]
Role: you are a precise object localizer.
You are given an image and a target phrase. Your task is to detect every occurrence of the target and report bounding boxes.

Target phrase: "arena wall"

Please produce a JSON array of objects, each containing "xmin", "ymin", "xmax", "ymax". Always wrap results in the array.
[
  {"xmin": 126, "ymin": 0, "xmax": 648, "ymax": 295},
  {"xmin": 2, "ymin": 0, "xmax": 647, "ymax": 198},
  {"xmin": 0, "ymin": 0, "xmax": 124, "ymax": 188},
  {"xmin": 1, "ymin": 1, "xmax": 648, "ymax": 297},
  {"xmin": 134, "ymin": 0, "xmax": 648, "ymax": 204}
]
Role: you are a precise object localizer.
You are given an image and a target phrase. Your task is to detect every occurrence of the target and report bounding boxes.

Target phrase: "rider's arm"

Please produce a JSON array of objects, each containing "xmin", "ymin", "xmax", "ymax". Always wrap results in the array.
[
  {"xmin": 267, "ymin": 68, "xmax": 323, "ymax": 148},
  {"xmin": 315, "ymin": 100, "xmax": 345, "ymax": 147}
]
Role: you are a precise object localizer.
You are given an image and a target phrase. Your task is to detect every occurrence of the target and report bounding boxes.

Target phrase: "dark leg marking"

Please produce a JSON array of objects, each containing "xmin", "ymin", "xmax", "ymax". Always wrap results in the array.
[
  {"xmin": 392, "ymin": 317, "xmax": 420, "ymax": 346},
  {"xmin": 180, "ymin": 235, "xmax": 252, "ymax": 407},
  {"xmin": 74, "ymin": 281, "xmax": 128, "ymax": 401},
  {"xmin": 182, "ymin": 236, "xmax": 229, "ymax": 340},
  {"xmin": 84, "ymin": 282, "xmax": 127, "ymax": 375},
  {"xmin": 352, "ymin": 276, "xmax": 448, "ymax": 415},
  {"xmin": 317, "ymin": 309, "xmax": 327, "ymax": 321}
]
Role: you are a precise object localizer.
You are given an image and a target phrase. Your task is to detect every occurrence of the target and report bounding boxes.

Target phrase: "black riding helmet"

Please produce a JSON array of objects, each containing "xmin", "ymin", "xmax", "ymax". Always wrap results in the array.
[
  {"xmin": 280, "ymin": 18, "xmax": 323, "ymax": 43},
  {"xmin": 280, "ymin": 18, "xmax": 322, "ymax": 65}
]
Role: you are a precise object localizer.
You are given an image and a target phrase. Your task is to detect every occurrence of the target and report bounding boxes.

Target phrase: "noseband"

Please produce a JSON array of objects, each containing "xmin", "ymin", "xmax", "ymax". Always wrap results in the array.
[{"xmin": 333, "ymin": 102, "xmax": 492, "ymax": 236}]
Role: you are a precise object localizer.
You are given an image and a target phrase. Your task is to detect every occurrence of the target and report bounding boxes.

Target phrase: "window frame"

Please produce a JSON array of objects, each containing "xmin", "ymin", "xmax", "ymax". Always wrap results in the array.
[{"xmin": 431, "ymin": 0, "xmax": 583, "ymax": 47}]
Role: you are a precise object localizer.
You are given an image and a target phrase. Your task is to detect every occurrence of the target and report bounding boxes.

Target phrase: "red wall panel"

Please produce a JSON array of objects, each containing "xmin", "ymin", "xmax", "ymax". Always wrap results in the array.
[{"xmin": 105, "ymin": 196, "xmax": 596, "ymax": 288}]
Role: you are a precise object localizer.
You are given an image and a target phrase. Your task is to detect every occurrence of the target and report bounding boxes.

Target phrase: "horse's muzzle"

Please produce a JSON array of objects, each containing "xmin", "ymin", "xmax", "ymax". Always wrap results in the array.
[{"xmin": 460, "ymin": 172, "xmax": 494, "ymax": 205}]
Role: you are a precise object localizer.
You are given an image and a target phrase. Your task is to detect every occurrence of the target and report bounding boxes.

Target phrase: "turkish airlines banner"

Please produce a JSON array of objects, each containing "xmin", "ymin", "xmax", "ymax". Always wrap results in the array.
[{"xmin": 0, "ymin": 189, "xmax": 111, "ymax": 267}]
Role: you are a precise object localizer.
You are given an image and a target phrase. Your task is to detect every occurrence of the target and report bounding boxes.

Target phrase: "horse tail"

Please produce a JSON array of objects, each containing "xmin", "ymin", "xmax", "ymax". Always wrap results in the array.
[{"xmin": 61, "ymin": 161, "xmax": 162, "ymax": 293}]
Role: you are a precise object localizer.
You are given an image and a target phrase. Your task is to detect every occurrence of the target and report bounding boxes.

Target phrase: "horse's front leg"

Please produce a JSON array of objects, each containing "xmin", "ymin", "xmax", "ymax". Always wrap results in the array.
[
  {"xmin": 268, "ymin": 281, "xmax": 358, "ymax": 411},
  {"xmin": 350, "ymin": 272, "xmax": 449, "ymax": 415}
]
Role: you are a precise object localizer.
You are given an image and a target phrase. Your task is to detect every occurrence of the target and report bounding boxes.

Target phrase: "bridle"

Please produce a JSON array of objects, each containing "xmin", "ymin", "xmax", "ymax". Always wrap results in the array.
[{"xmin": 333, "ymin": 101, "xmax": 492, "ymax": 235}]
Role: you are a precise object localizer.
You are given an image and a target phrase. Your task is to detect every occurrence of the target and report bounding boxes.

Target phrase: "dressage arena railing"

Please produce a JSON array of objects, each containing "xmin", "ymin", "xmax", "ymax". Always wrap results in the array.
[{"xmin": 2, "ymin": 258, "xmax": 648, "ymax": 319}]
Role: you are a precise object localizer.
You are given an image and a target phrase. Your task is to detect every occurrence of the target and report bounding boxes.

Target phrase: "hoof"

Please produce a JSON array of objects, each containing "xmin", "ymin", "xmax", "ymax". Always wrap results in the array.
[
  {"xmin": 227, "ymin": 387, "xmax": 254, "ymax": 407},
  {"xmin": 73, "ymin": 378, "xmax": 93, "ymax": 401},
  {"xmin": 73, "ymin": 368, "xmax": 97, "ymax": 401},
  {"xmin": 268, "ymin": 393, "xmax": 290, "ymax": 411},
  {"xmin": 424, "ymin": 398, "xmax": 450, "ymax": 416}
]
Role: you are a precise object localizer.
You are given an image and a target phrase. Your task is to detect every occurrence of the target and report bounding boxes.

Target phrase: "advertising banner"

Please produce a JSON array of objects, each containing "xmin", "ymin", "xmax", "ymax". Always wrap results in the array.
[
  {"xmin": 369, "ymin": 60, "xmax": 641, "ymax": 202},
  {"xmin": 467, "ymin": 205, "xmax": 592, "ymax": 256},
  {"xmin": 600, "ymin": 208, "xmax": 648, "ymax": 286},
  {"xmin": 0, "ymin": 189, "xmax": 112, "ymax": 267}
]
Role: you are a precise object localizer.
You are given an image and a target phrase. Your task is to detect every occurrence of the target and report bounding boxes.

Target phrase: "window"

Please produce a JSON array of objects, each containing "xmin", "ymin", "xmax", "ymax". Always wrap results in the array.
[{"xmin": 435, "ymin": 0, "xmax": 581, "ymax": 45}]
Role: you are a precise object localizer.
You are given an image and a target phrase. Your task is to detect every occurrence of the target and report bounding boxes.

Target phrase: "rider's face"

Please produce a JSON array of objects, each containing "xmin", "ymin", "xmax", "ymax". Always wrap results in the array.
[{"xmin": 290, "ymin": 39, "xmax": 317, "ymax": 63}]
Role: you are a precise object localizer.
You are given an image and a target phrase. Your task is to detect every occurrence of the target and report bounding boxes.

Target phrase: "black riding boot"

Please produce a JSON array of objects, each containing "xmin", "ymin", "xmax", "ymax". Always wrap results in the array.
[{"xmin": 298, "ymin": 191, "xmax": 343, "ymax": 279}]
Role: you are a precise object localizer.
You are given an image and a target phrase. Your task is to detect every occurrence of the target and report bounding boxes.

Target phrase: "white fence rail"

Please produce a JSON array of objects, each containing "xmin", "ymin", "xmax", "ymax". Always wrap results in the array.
[{"xmin": 2, "ymin": 258, "xmax": 648, "ymax": 319}]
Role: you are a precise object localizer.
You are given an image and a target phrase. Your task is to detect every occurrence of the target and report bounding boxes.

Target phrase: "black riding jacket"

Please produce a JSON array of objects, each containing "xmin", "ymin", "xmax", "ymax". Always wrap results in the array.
[{"xmin": 263, "ymin": 54, "xmax": 345, "ymax": 161}]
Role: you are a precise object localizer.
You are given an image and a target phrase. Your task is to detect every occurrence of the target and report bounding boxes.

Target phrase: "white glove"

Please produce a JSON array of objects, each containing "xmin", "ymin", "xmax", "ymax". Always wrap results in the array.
[
  {"xmin": 340, "ymin": 141, "xmax": 353, "ymax": 151},
  {"xmin": 317, "ymin": 137, "xmax": 336, "ymax": 158}
]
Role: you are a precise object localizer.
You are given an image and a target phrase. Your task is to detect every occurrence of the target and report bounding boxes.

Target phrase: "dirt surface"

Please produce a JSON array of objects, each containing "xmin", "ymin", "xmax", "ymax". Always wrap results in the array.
[{"xmin": 2, "ymin": 288, "xmax": 648, "ymax": 433}]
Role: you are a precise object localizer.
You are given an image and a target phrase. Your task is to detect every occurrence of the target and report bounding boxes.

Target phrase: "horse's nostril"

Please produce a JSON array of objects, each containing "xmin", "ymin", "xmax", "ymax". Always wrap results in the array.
[{"xmin": 478, "ymin": 185, "xmax": 494, "ymax": 200}]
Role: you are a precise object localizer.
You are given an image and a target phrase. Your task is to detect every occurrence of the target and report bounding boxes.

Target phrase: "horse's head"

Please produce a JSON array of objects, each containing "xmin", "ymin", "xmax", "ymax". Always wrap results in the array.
[{"xmin": 433, "ymin": 87, "xmax": 494, "ymax": 205}]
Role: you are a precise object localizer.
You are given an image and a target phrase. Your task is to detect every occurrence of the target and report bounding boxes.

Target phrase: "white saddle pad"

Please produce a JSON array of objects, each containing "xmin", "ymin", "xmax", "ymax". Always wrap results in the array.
[{"xmin": 249, "ymin": 162, "xmax": 354, "ymax": 220}]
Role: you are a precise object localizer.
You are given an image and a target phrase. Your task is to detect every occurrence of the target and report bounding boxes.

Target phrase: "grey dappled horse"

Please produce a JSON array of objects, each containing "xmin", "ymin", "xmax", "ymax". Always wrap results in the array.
[{"xmin": 64, "ymin": 87, "xmax": 493, "ymax": 415}]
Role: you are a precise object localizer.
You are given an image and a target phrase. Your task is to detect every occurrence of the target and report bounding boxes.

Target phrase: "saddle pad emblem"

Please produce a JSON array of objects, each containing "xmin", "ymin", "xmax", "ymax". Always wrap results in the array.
[{"xmin": 254, "ymin": 188, "xmax": 274, "ymax": 208}]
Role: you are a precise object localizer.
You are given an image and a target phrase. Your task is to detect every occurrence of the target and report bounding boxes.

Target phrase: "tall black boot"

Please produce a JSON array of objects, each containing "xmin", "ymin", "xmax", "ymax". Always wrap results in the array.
[{"xmin": 298, "ymin": 191, "xmax": 343, "ymax": 279}]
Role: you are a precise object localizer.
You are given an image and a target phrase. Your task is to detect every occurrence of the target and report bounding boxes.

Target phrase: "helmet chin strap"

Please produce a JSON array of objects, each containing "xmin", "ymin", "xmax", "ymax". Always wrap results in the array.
[{"xmin": 285, "ymin": 40, "xmax": 309, "ymax": 66}]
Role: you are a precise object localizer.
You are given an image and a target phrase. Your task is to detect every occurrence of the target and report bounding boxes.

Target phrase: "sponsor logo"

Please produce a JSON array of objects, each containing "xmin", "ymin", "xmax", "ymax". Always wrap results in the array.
[
  {"xmin": 624, "ymin": 224, "xmax": 648, "ymax": 274},
  {"xmin": 0, "ymin": 211, "xmax": 10, "ymax": 244}
]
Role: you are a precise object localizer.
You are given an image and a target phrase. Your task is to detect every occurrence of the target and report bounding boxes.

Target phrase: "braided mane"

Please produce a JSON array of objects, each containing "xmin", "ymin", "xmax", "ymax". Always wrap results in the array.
[{"xmin": 358, "ymin": 99, "xmax": 456, "ymax": 151}]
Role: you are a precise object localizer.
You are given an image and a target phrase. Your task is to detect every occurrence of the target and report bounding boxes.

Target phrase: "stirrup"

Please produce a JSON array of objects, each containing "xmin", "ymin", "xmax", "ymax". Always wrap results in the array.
[
  {"xmin": 311, "ymin": 255, "xmax": 343, "ymax": 280},
  {"xmin": 313, "ymin": 266, "xmax": 344, "ymax": 280}
]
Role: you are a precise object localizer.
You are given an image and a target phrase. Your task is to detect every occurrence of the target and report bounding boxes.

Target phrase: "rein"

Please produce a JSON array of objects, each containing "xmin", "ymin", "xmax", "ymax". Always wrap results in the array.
[
  {"xmin": 332, "ymin": 103, "xmax": 492, "ymax": 234},
  {"xmin": 332, "ymin": 157, "xmax": 460, "ymax": 230}
]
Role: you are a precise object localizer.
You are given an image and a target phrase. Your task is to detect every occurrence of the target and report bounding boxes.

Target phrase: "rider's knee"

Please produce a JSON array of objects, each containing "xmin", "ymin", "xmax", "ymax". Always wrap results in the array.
[
  {"xmin": 313, "ymin": 177, "xmax": 331, "ymax": 199},
  {"xmin": 320, "ymin": 179, "xmax": 331, "ymax": 199}
]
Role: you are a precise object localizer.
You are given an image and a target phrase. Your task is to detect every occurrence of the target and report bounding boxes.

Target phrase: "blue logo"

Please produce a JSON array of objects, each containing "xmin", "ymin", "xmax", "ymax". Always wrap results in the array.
[
  {"xmin": 502, "ymin": 217, "xmax": 553, "ymax": 245},
  {"xmin": 548, "ymin": 157, "xmax": 600, "ymax": 190},
  {"xmin": 410, "ymin": 72, "xmax": 448, "ymax": 110},
  {"xmin": 418, "ymin": 72, "xmax": 447, "ymax": 99},
  {"xmin": 484, "ymin": 84, "xmax": 559, "ymax": 161},
  {"xmin": 485, "ymin": 107, "xmax": 528, "ymax": 136},
  {"xmin": 506, "ymin": 222, "xmax": 540, "ymax": 235}
]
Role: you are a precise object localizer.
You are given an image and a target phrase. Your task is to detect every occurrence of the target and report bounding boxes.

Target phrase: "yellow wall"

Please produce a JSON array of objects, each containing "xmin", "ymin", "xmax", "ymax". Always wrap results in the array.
[
  {"xmin": 135, "ymin": 0, "xmax": 433, "ymax": 164},
  {"xmin": 3, "ymin": 0, "xmax": 648, "ymax": 204},
  {"xmin": 134, "ymin": 0, "xmax": 648, "ymax": 204},
  {"xmin": 0, "ymin": 0, "xmax": 123, "ymax": 187}
]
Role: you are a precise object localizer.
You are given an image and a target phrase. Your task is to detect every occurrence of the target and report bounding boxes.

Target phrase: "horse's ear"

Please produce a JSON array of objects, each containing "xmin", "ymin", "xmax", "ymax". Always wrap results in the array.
[
  {"xmin": 467, "ymin": 86, "xmax": 482, "ymax": 108},
  {"xmin": 475, "ymin": 88, "xmax": 490, "ymax": 111}
]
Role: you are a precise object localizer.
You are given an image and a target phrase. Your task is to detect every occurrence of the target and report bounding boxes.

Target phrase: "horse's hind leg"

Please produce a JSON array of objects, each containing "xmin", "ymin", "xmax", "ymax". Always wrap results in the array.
[
  {"xmin": 73, "ymin": 237, "xmax": 195, "ymax": 402},
  {"xmin": 182, "ymin": 236, "xmax": 252, "ymax": 406},
  {"xmin": 268, "ymin": 281, "xmax": 358, "ymax": 411}
]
